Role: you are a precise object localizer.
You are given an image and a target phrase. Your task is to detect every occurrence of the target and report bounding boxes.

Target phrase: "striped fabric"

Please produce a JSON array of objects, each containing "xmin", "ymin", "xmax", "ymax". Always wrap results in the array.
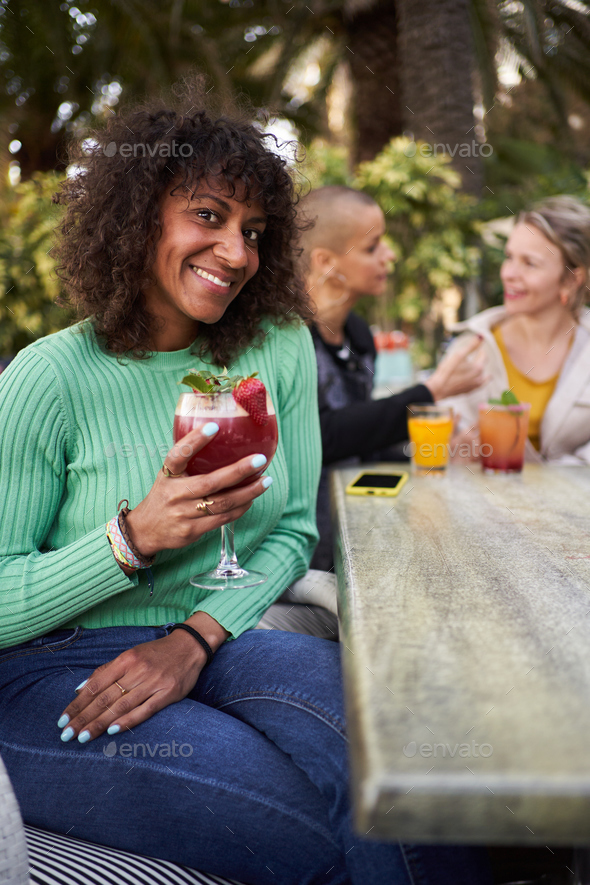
[
  {"xmin": 25, "ymin": 825, "xmax": 243, "ymax": 885},
  {"xmin": 256, "ymin": 602, "xmax": 338, "ymax": 640}
]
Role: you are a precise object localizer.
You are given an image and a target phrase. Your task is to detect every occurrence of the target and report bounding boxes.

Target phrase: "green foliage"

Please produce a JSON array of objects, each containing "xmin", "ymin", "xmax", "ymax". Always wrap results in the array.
[
  {"xmin": 481, "ymin": 136, "xmax": 589, "ymax": 216},
  {"xmin": 299, "ymin": 140, "xmax": 351, "ymax": 191},
  {"xmin": 498, "ymin": 0, "xmax": 590, "ymax": 123},
  {"xmin": 0, "ymin": 0, "xmax": 347, "ymax": 175},
  {"xmin": 0, "ymin": 172, "xmax": 72, "ymax": 356},
  {"xmin": 352, "ymin": 137, "xmax": 479, "ymax": 326},
  {"xmin": 5, "ymin": 0, "xmax": 590, "ymax": 194}
]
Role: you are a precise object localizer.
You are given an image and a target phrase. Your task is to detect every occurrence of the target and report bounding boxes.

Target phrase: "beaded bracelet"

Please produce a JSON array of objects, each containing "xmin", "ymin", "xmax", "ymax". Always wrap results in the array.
[
  {"xmin": 109, "ymin": 541, "xmax": 129, "ymax": 568},
  {"xmin": 107, "ymin": 516, "xmax": 143, "ymax": 569},
  {"xmin": 116, "ymin": 500, "xmax": 155, "ymax": 568},
  {"xmin": 106, "ymin": 500, "xmax": 155, "ymax": 596}
]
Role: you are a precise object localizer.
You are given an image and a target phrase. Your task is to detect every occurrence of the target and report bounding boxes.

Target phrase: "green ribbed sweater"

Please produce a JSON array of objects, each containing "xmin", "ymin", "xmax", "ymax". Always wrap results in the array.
[{"xmin": 0, "ymin": 319, "xmax": 321, "ymax": 649}]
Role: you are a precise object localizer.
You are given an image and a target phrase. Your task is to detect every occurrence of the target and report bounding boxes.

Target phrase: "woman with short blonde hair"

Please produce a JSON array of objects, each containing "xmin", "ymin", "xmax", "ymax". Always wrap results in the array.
[{"xmin": 448, "ymin": 194, "xmax": 590, "ymax": 463}]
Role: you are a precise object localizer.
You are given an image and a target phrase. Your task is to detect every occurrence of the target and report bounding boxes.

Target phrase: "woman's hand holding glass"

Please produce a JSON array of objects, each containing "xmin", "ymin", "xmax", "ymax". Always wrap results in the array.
[{"xmin": 124, "ymin": 423, "xmax": 271, "ymax": 560}]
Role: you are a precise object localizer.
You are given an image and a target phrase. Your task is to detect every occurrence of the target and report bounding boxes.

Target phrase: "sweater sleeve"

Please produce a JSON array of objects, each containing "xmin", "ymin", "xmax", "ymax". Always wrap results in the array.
[
  {"xmin": 320, "ymin": 383, "xmax": 433, "ymax": 465},
  {"xmin": 0, "ymin": 350, "xmax": 137, "ymax": 649},
  {"xmin": 193, "ymin": 324, "xmax": 321, "ymax": 638}
]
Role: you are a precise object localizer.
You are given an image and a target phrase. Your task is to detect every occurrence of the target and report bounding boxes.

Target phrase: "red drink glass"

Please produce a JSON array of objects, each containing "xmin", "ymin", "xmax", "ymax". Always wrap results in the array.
[
  {"xmin": 174, "ymin": 390, "xmax": 278, "ymax": 590},
  {"xmin": 478, "ymin": 402, "xmax": 531, "ymax": 473}
]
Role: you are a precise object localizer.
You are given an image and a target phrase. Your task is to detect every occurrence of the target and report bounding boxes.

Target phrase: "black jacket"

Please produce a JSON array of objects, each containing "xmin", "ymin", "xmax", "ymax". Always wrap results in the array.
[{"xmin": 310, "ymin": 313, "xmax": 432, "ymax": 571}]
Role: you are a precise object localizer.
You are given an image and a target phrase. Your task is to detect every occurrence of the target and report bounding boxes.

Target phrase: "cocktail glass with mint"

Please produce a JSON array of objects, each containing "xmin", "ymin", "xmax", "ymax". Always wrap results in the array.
[{"xmin": 478, "ymin": 391, "xmax": 531, "ymax": 473}]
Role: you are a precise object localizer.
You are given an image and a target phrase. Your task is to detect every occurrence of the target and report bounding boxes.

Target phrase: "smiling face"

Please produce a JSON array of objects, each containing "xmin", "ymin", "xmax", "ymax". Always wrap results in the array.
[
  {"xmin": 142, "ymin": 179, "xmax": 266, "ymax": 350},
  {"xmin": 332, "ymin": 204, "xmax": 395, "ymax": 298},
  {"xmin": 500, "ymin": 222, "xmax": 573, "ymax": 317}
]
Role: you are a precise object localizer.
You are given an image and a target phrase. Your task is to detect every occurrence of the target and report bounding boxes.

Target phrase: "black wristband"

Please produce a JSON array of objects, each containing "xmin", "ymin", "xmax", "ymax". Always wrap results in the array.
[{"xmin": 168, "ymin": 623, "xmax": 213, "ymax": 666}]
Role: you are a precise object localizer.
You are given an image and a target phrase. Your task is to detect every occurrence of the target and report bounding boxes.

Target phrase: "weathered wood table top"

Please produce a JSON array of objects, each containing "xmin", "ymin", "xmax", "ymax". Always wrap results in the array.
[{"xmin": 330, "ymin": 464, "xmax": 590, "ymax": 845}]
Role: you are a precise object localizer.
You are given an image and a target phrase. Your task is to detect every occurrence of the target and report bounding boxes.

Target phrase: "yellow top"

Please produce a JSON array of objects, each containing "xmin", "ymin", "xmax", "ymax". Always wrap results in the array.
[{"xmin": 492, "ymin": 325, "xmax": 559, "ymax": 451}]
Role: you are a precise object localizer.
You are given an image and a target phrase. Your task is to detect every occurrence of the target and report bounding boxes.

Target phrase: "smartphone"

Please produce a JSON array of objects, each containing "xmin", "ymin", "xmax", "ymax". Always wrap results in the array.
[{"xmin": 345, "ymin": 470, "xmax": 409, "ymax": 498}]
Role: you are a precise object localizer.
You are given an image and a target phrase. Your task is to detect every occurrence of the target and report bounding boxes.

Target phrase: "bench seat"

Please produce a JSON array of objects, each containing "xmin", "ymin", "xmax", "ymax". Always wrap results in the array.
[{"xmin": 24, "ymin": 825, "xmax": 243, "ymax": 885}]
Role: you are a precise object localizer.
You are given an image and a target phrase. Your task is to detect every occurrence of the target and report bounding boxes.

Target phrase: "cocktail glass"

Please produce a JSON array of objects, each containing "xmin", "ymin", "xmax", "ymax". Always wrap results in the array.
[
  {"xmin": 174, "ymin": 390, "xmax": 278, "ymax": 590},
  {"xmin": 478, "ymin": 402, "xmax": 531, "ymax": 473},
  {"xmin": 407, "ymin": 404, "xmax": 454, "ymax": 475}
]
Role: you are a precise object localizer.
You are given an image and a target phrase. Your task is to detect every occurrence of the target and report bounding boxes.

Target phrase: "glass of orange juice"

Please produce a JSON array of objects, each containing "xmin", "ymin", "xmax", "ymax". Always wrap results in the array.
[{"xmin": 407, "ymin": 404, "xmax": 454, "ymax": 475}]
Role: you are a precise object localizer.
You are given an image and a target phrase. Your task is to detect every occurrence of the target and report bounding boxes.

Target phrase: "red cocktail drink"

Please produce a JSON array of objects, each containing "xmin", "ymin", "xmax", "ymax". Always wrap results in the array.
[
  {"xmin": 174, "ymin": 399, "xmax": 278, "ymax": 483},
  {"xmin": 478, "ymin": 402, "xmax": 530, "ymax": 473},
  {"xmin": 173, "ymin": 388, "xmax": 278, "ymax": 590}
]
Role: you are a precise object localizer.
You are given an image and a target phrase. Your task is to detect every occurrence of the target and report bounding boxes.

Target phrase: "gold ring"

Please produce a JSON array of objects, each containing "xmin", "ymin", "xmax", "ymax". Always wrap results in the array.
[
  {"xmin": 115, "ymin": 681, "xmax": 128, "ymax": 696},
  {"xmin": 195, "ymin": 499, "xmax": 214, "ymax": 513},
  {"xmin": 162, "ymin": 464, "xmax": 183, "ymax": 478}
]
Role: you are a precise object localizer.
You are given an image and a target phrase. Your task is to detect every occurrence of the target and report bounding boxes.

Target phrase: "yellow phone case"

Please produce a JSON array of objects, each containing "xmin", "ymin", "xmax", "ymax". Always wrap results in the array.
[{"xmin": 345, "ymin": 470, "xmax": 409, "ymax": 498}]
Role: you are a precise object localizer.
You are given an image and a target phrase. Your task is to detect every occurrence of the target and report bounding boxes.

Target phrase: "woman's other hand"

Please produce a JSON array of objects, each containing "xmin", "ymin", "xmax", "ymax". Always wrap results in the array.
[
  {"xmin": 124, "ymin": 424, "xmax": 272, "ymax": 559},
  {"xmin": 425, "ymin": 335, "xmax": 489, "ymax": 401},
  {"xmin": 57, "ymin": 613, "xmax": 228, "ymax": 744}
]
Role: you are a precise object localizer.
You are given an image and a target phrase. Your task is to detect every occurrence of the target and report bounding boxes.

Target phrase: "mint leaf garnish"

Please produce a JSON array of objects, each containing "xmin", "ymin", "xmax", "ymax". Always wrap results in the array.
[
  {"xmin": 488, "ymin": 390, "xmax": 520, "ymax": 406},
  {"xmin": 180, "ymin": 369, "xmax": 259, "ymax": 394},
  {"xmin": 181, "ymin": 372, "xmax": 217, "ymax": 393}
]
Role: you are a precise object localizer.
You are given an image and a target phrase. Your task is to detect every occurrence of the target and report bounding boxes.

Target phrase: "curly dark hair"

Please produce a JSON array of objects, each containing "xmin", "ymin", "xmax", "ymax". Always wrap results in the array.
[{"xmin": 54, "ymin": 79, "xmax": 308, "ymax": 365}]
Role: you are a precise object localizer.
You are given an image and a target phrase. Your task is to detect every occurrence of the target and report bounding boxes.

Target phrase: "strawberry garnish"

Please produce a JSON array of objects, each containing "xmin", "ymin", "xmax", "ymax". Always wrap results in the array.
[
  {"xmin": 233, "ymin": 376, "xmax": 269, "ymax": 426},
  {"xmin": 180, "ymin": 369, "xmax": 270, "ymax": 425}
]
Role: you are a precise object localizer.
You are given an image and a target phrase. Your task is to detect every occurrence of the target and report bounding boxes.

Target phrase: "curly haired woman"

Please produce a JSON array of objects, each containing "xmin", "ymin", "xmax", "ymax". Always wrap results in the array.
[{"xmin": 0, "ymin": 83, "xmax": 492, "ymax": 885}]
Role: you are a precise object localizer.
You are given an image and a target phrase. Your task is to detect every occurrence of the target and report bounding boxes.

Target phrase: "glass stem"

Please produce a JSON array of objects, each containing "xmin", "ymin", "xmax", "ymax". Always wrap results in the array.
[{"xmin": 218, "ymin": 521, "xmax": 240, "ymax": 570}]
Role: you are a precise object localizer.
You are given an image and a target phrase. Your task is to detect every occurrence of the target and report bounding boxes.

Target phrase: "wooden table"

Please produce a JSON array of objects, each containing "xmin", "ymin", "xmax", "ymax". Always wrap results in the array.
[{"xmin": 331, "ymin": 464, "xmax": 590, "ymax": 845}]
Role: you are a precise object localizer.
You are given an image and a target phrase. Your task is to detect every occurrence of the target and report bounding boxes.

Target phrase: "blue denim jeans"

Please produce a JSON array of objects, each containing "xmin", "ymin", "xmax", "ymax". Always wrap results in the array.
[{"xmin": 0, "ymin": 626, "xmax": 491, "ymax": 885}]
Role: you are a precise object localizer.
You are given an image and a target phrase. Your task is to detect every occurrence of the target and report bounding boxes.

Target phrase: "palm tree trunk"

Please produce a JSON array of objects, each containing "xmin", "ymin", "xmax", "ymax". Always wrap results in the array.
[
  {"xmin": 395, "ymin": 0, "xmax": 482, "ymax": 195},
  {"xmin": 345, "ymin": 0, "xmax": 403, "ymax": 163}
]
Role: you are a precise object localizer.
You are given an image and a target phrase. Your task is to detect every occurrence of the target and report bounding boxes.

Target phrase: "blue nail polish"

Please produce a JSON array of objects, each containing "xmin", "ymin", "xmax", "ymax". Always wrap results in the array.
[
  {"xmin": 202, "ymin": 422, "xmax": 219, "ymax": 437},
  {"xmin": 78, "ymin": 730, "xmax": 91, "ymax": 744},
  {"xmin": 262, "ymin": 476, "xmax": 273, "ymax": 489},
  {"xmin": 107, "ymin": 724, "xmax": 120, "ymax": 735},
  {"xmin": 57, "ymin": 714, "xmax": 70, "ymax": 729},
  {"xmin": 61, "ymin": 727, "xmax": 74, "ymax": 742},
  {"xmin": 251, "ymin": 454, "xmax": 267, "ymax": 469},
  {"xmin": 75, "ymin": 679, "xmax": 88, "ymax": 692}
]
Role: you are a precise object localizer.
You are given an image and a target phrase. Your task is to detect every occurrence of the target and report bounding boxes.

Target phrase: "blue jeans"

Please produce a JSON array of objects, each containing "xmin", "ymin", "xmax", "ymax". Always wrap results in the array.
[{"xmin": 0, "ymin": 626, "xmax": 492, "ymax": 885}]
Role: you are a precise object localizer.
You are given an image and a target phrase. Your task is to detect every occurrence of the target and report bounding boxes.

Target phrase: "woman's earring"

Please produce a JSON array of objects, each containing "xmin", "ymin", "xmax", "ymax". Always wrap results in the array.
[
  {"xmin": 317, "ymin": 269, "xmax": 347, "ymax": 287},
  {"xmin": 560, "ymin": 292, "xmax": 570, "ymax": 306}
]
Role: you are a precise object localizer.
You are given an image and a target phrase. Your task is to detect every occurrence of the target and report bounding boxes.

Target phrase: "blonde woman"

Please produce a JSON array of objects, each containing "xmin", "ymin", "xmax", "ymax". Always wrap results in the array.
[{"xmin": 448, "ymin": 196, "xmax": 590, "ymax": 463}]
